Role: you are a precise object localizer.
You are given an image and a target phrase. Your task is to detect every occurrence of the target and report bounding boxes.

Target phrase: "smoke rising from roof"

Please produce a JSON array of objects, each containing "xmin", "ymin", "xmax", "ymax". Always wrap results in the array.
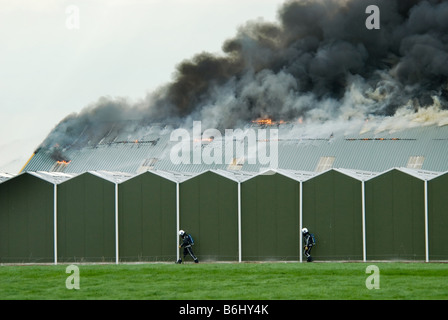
[{"xmin": 40, "ymin": 0, "xmax": 448, "ymax": 155}]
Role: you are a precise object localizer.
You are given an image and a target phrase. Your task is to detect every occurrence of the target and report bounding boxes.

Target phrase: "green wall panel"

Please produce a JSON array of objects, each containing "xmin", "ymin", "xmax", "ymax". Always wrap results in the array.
[
  {"xmin": 428, "ymin": 173, "xmax": 448, "ymax": 260},
  {"xmin": 303, "ymin": 170, "xmax": 363, "ymax": 260},
  {"xmin": 2, "ymin": 166, "xmax": 445, "ymax": 264},
  {"xmin": 57, "ymin": 173, "xmax": 115, "ymax": 262},
  {"xmin": 241, "ymin": 172, "xmax": 300, "ymax": 261},
  {"xmin": 180, "ymin": 171, "xmax": 239, "ymax": 261},
  {"xmin": 118, "ymin": 171, "xmax": 177, "ymax": 262},
  {"xmin": 365, "ymin": 169, "xmax": 425, "ymax": 260},
  {"xmin": 0, "ymin": 173, "xmax": 54, "ymax": 263}
]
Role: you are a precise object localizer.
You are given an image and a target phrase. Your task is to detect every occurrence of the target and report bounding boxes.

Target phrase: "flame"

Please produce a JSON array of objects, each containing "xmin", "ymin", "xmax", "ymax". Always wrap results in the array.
[
  {"xmin": 193, "ymin": 138, "xmax": 214, "ymax": 142},
  {"xmin": 252, "ymin": 118, "xmax": 275, "ymax": 125},
  {"xmin": 57, "ymin": 160, "xmax": 71, "ymax": 165},
  {"xmin": 255, "ymin": 118, "xmax": 272, "ymax": 125},
  {"xmin": 252, "ymin": 118, "xmax": 289, "ymax": 126}
]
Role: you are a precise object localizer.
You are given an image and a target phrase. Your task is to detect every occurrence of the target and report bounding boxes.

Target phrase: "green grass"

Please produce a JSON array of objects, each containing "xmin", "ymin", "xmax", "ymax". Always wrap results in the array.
[{"xmin": 0, "ymin": 262, "xmax": 447, "ymax": 300}]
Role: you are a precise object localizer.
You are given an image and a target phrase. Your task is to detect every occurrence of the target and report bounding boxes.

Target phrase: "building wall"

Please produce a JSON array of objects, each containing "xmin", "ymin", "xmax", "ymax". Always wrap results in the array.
[
  {"xmin": 428, "ymin": 172, "xmax": 448, "ymax": 260},
  {"xmin": 179, "ymin": 171, "xmax": 239, "ymax": 261},
  {"xmin": 365, "ymin": 169, "xmax": 425, "ymax": 260},
  {"xmin": 241, "ymin": 172, "xmax": 300, "ymax": 261},
  {"xmin": 57, "ymin": 173, "xmax": 116, "ymax": 262},
  {"xmin": 303, "ymin": 170, "xmax": 363, "ymax": 260},
  {"xmin": 0, "ymin": 173, "xmax": 54, "ymax": 263},
  {"xmin": 118, "ymin": 171, "xmax": 177, "ymax": 262},
  {"xmin": 2, "ymin": 168, "xmax": 447, "ymax": 263}
]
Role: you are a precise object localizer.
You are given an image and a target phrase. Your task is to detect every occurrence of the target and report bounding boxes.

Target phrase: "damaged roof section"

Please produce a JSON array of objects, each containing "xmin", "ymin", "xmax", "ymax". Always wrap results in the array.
[{"xmin": 22, "ymin": 121, "xmax": 448, "ymax": 174}]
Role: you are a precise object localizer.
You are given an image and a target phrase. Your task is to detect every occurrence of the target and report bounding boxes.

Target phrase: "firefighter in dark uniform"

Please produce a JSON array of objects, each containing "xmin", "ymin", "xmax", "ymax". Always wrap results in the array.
[
  {"xmin": 176, "ymin": 230, "xmax": 199, "ymax": 264},
  {"xmin": 302, "ymin": 227, "xmax": 314, "ymax": 262}
]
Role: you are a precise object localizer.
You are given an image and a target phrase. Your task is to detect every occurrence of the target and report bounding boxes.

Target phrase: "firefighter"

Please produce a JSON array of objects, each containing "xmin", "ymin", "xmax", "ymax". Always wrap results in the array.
[
  {"xmin": 176, "ymin": 230, "xmax": 199, "ymax": 264},
  {"xmin": 302, "ymin": 227, "xmax": 315, "ymax": 262}
]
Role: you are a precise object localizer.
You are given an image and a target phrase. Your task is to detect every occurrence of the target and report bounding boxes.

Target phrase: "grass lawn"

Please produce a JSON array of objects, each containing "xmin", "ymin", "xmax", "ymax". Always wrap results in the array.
[{"xmin": 0, "ymin": 262, "xmax": 447, "ymax": 300}]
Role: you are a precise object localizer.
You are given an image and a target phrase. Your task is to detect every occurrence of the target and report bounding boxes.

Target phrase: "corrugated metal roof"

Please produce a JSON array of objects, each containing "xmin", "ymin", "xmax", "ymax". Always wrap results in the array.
[{"xmin": 23, "ymin": 122, "xmax": 448, "ymax": 174}]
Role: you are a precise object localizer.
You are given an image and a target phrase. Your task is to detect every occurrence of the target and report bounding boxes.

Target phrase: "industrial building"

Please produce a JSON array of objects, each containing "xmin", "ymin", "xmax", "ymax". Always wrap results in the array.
[{"xmin": 1, "ymin": 122, "xmax": 448, "ymax": 263}]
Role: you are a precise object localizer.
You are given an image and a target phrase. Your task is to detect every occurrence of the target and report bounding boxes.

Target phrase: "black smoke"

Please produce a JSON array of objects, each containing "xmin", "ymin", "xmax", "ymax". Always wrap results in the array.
[{"xmin": 40, "ymin": 0, "xmax": 448, "ymax": 153}]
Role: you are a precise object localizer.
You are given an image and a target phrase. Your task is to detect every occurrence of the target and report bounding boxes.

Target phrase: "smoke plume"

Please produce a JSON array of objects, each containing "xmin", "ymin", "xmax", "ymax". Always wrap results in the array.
[{"xmin": 40, "ymin": 0, "xmax": 448, "ymax": 154}]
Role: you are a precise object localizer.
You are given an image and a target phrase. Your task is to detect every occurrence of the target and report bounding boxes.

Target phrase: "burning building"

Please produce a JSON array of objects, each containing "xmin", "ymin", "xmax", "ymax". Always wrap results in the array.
[
  {"xmin": 2, "ymin": 0, "xmax": 448, "ymax": 263},
  {"xmin": 19, "ymin": 0, "xmax": 448, "ymax": 174}
]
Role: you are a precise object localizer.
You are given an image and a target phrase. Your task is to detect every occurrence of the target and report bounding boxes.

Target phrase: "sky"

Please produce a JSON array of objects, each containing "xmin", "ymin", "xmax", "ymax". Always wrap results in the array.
[{"xmin": 0, "ymin": 0, "xmax": 286, "ymax": 173}]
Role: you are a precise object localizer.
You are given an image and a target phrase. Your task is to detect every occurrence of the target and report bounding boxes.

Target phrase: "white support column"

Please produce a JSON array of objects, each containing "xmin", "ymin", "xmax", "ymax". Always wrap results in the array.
[
  {"xmin": 238, "ymin": 182, "xmax": 242, "ymax": 263},
  {"xmin": 54, "ymin": 184, "xmax": 58, "ymax": 265},
  {"xmin": 299, "ymin": 181, "xmax": 303, "ymax": 263},
  {"xmin": 176, "ymin": 182, "xmax": 180, "ymax": 262},
  {"xmin": 362, "ymin": 180, "xmax": 366, "ymax": 262},
  {"xmin": 115, "ymin": 183, "xmax": 119, "ymax": 264},
  {"xmin": 424, "ymin": 180, "xmax": 429, "ymax": 262}
]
